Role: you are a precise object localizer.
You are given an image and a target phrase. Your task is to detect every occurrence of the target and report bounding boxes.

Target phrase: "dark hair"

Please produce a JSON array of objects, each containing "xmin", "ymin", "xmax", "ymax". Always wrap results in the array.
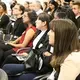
[
  {"xmin": 16, "ymin": 3, "xmax": 25, "ymax": 14},
  {"xmin": 0, "ymin": 2, "xmax": 7, "ymax": 12},
  {"xmin": 50, "ymin": 19, "xmax": 79, "ymax": 54},
  {"xmin": 38, "ymin": 12, "xmax": 51, "ymax": 30},
  {"xmin": 54, "ymin": 7, "xmax": 77, "ymax": 27},
  {"xmin": 10, "ymin": 1, "xmax": 17, "ymax": 10},
  {"xmin": 50, "ymin": 19, "xmax": 80, "ymax": 71},
  {"xmin": 66, "ymin": 9, "xmax": 78, "ymax": 27},
  {"xmin": 73, "ymin": 2, "xmax": 80, "ymax": 9},
  {"xmin": 26, "ymin": 10, "xmax": 37, "ymax": 26},
  {"xmin": 43, "ymin": 2, "xmax": 48, "ymax": 9},
  {"xmin": 25, "ymin": 1, "xmax": 29, "ymax": 5},
  {"xmin": 49, "ymin": 1, "xmax": 58, "ymax": 11},
  {"xmin": 54, "ymin": 7, "xmax": 67, "ymax": 19},
  {"xmin": 24, "ymin": 1, "xmax": 29, "ymax": 8},
  {"xmin": 64, "ymin": 0, "xmax": 71, "ymax": 2}
]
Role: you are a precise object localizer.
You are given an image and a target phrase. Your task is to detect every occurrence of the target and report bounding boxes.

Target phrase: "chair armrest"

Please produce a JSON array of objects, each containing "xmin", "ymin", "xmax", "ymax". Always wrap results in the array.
[{"xmin": 16, "ymin": 47, "xmax": 31, "ymax": 54}]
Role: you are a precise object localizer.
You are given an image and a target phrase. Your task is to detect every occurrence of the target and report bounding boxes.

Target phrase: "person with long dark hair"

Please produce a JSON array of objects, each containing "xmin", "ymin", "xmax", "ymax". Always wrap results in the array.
[
  {"xmin": 0, "ymin": 2, "xmax": 9, "ymax": 30},
  {"xmin": 48, "ymin": 19, "xmax": 80, "ymax": 80}
]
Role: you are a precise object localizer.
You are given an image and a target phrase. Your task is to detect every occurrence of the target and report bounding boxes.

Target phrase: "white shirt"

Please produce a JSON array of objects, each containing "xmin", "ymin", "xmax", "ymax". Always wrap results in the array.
[
  {"xmin": 50, "ymin": 46, "xmax": 54, "ymax": 53},
  {"xmin": 36, "ymin": 9, "xmax": 43, "ymax": 15},
  {"xmin": 76, "ymin": 15, "xmax": 80, "ymax": 19},
  {"xmin": 33, "ymin": 30, "xmax": 46, "ymax": 49}
]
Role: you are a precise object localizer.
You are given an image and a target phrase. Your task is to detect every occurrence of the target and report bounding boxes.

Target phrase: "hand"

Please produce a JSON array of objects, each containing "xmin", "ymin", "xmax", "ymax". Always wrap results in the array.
[
  {"xmin": 7, "ymin": 42, "xmax": 13, "ymax": 45},
  {"xmin": 9, "ymin": 41, "xmax": 15, "ymax": 43},
  {"xmin": 43, "ymin": 51, "xmax": 51, "ymax": 56}
]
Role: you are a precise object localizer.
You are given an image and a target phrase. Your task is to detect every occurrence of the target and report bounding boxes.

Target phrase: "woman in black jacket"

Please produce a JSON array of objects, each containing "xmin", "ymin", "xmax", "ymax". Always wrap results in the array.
[{"xmin": 0, "ymin": 2, "xmax": 9, "ymax": 30}]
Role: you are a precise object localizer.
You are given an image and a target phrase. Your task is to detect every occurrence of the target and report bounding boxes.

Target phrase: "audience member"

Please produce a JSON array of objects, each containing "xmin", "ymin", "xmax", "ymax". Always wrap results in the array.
[
  {"xmin": 48, "ymin": 19, "xmax": 80, "ymax": 80},
  {"xmin": 47, "ymin": 0, "xmax": 58, "ymax": 19},
  {"xmin": 54, "ymin": 6, "xmax": 77, "ymax": 27},
  {"xmin": 28, "ymin": 2, "xmax": 34, "ymax": 11},
  {"xmin": 56, "ymin": 0, "xmax": 62, "ymax": 6},
  {"xmin": 10, "ymin": 0, "xmax": 17, "ymax": 11},
  {"xmin": 32, "ymin": 1, "xmax": 43, "ymax": 15},
  {"xmin": 23, "ymin": 1, "xmax": 29, "ymax": 10},
  {"xmin": 11, "ymin": 3, "xmax": 25, "ymax": 37},
  {"xmin": 0, "ymin": 2, "xmax": 9, "ymax": 31},
  {"xmin": 69, "ymin": 0, "xmax": 74, "ymax": 8},
  {"xmin": 0, "ymin": 10, "xmax": 37, "ymax": 66},
  {"xmin": 42, "ymin": 2, "xmax": 48, "ymax": 12},
  {"xmin": 53, "ymin": 7, "xmax": 67, "ymax": 19},
  {"xmin": 72, "ymin": 2, "xmax": 80, "ymax": 29}
]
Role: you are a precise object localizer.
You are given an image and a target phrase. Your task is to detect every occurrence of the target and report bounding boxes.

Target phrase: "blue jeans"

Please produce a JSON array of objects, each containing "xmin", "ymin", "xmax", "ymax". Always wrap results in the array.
[
  {"xmin": 2, "ymin": 64, "xmax": 25, "ymax": 75},
  {"xmin": 2, "ymin": 64, "xmax": 37, "ymax": 80},
  {"xmin": 18, "ymin": 73, "xmax": 37, "ymax": 80}
]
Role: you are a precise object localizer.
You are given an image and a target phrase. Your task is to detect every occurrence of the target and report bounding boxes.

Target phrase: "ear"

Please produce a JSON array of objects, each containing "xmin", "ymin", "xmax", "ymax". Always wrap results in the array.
[
  {"xmin": 43, "ymin": 21, "xmax": 47, "ymax": 26},
  {"xmin": 20, "ymin": 10, "xmax": 23, "ymax": 14}
]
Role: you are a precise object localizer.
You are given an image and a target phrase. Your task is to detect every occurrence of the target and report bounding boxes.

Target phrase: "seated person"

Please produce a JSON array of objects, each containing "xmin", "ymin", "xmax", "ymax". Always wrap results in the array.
[
  {"xmin": 0, "ymin": 2, "xmax": 9, "ymax": 30},
  {"xmin": 48, "ymin": 19, "xmax": 80, "ymax": 80},
  {"xmin": 0, "ymin": 10, "xmax": 37, "ymax": 66},
  {"xmin": 10, "ymin": 3, "xmax": 26, "ymax": 37}
]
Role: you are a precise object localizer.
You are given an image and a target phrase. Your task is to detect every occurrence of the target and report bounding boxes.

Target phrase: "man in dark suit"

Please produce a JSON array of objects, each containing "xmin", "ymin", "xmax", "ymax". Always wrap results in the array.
[{"xmin": 72, "ymin": 2, "xmax": 80, "ymax": 29}]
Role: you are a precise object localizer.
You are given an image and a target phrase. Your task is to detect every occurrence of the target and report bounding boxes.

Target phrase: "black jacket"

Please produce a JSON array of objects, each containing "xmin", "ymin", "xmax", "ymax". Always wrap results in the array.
[
  {"xmin": 12, "ymin": 17, "xmax": 25, "ymax": 37},
  {"xmin": 33, "ymin": 30, "xmax": 53, "ymax": 74},
  {"xmin": 77, "ymin": 16, "xmax": 80, "ymax": 29},
  {"xmin": 0, "ymin": 14, "xmax": 9, "ymax": 29}
]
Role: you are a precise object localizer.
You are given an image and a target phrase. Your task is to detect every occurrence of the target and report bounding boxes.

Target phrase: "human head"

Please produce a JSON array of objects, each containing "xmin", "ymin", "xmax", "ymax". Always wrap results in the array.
[
  {"xmin": 72, "ymin": 2, "xmax": 80, "ymax": 16},
  {"xmin": 36, "ymin": 12, "xmax": 51, "ymax": 30},
  {"xmin": 54, "ymin": 7, "xmax": 67, "ymax": 19},
  {"xmin": 10, "ymin": 0, "xmax": 17, "ymax": 10},
  {"xmin": 33, "ymin": 1, "xmax": 42, "ymax": 12},
  {"xmin": 54, "ymin": 7, "xmax": 77, "ymax": 27},
  {"xmin": 49, "ymin": 1, "xmax": 58, "ymax": 11},
  {"xmin": 56, "ymin": 0, "xmax": 61, "ymax": 6},
  {"xmin": 42, "ymin": 2, "xmax": 48, "ymax": 11},
  {"xmin": 43, "ymin": 2, "xmax": 48, "ymax": 9},
  {"xmin": 24, "ymin": 1, "xmax": 29, "ymax": 9},
  {"xmin": 69, "ymin": 0, "xmax": 74, "ymax": 8},
  {"xmin": 13, "ymin": 3, "xmax": 25, "ymax": 16},
  {"xmin": 23, "ymin": 10, "xmax": 37, "ymax": 26},
  {"xmin": 0, "ymin": 2, "xmax": 7, "ymax": 14},
  {"xmin": 29, "ymin": 2, "xmax": 35, "ymax": 10},
  {"xmin": 66, "ymin": 8, "xmax": 77, "ymax": 26},
  {"xmin": 48, "ymin": 19, "xmax": 79, "ymax": 55}
]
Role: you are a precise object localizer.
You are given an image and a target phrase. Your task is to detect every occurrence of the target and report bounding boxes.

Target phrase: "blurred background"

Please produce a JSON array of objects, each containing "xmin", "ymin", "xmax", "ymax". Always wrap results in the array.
[{"xmin": 1, "ymin": 0, "xmax": 80, "ymax": 15}]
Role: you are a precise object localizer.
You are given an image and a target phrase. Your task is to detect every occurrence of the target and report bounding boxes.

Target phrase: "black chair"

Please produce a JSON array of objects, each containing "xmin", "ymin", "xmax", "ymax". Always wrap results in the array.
[{"xmin": 33, "ymin": 72, "xmax": 51, "ymax": 80}]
